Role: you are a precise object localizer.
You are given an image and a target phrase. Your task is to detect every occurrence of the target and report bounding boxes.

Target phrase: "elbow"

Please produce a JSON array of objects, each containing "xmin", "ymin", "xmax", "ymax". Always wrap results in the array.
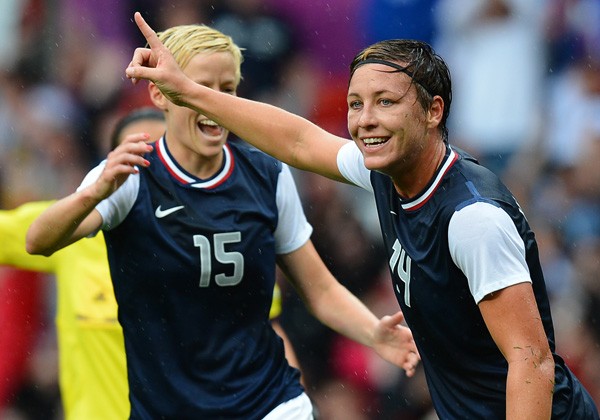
[
  {"xmin": 26, "ymin": 242, "xmax": 53, "ymax": 257},
  {"xmin": 25, "ymin": 232, "xmax": 54, "ymax": 257},
  {"xmin": 530, "ymin": 347, "xmax": 555, "ymax": 384},
  {"xmin": 540, "ymin": 351, "xmax": 556, "ymax": 382}
]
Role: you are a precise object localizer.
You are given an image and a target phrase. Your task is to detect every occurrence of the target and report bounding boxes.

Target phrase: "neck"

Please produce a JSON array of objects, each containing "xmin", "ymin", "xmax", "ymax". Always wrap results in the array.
[
  {"xmin": 165, "ymin": 137, "xmax": 225, "ymax": 180},
  {"xmin": 393, "ymin": 141, "xmax": 446, "ymax": 199}
]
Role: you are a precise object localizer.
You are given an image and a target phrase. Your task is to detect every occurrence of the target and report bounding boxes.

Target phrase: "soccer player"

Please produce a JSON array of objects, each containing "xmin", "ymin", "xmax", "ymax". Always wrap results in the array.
[
  {"xmin": 0, "ymin": 107, "xmax": 164, "ymax": 418},
  {"xmin": 27, "ymin": 22, "xmax": 419, "ymax": 419},
  {"xmin": 124, "ymin": 12, "xmax": 600, "ymax": 419},
  {"xmin": 2, "ymin": 107, "xmax": 301, "ymax": 418}
]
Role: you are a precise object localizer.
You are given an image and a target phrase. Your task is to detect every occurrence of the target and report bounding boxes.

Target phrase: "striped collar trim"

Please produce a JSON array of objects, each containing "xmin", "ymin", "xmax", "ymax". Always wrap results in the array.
[
  {"xmin": 401, "ymin": 147, "xmax": 458, "ymax": 211},
  {"xmin": 155, "ymin": 137, "xmax": 234, "ymax": 189}
]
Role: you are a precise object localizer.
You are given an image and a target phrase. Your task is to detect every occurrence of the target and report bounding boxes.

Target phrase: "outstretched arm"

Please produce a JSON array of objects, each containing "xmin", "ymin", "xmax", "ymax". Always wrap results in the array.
[
  {"xmin": 277, "ymin": 240, "xmax": 420, "ymax": 377},
  {"xmin": 125, "ymin": 12, "xmax": 350, "ymax": 182},
  {"xmin": 26, "ymin": 133, "xmax": 152, "ymax": 256}
]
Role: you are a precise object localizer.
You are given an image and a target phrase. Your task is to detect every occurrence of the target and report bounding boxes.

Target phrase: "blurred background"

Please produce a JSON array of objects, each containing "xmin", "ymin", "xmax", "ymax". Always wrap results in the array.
[{"xmin": 0, "ymin": 0, "xmax": 599, "ymax": 419}]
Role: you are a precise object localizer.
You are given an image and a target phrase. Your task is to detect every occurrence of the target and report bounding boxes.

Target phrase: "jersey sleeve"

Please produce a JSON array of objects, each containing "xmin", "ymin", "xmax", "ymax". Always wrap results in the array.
[
  {"xmin": 0, "ymin": 201, "xmax": 57, "ymax": 271},
  {"xmin": 337, "ymin": 142, "xmax": 373, "ymax": 192},
  {"xmin": 77, "ymin": 161, "xmax": 140, "ymax": 231},
  {"xmin": 273, "ymin": 164, "xmax": 313, "ymax": 255},
  {"xmin": 448, "ymin": 201, "xmax": 532, "ymax": 304}
]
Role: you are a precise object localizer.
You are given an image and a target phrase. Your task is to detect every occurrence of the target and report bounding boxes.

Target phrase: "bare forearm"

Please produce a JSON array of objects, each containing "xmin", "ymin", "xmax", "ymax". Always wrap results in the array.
[
  {"xmin": 127, "ymin": 12, "xmax": 347, "ymax": 180},
  {"xmin": 179, "ymin": 79, "xmax": 347, "ymax": 180},
  {"xmin": 26, "ymin": 187, "xmax": 101, "ymax": 256},
  {"xmin": 506, "ymin": 356, "xmax": 555, "ymax": 419},
  {"xmin": 307, "ymin": 280, "xmax": 378, "ymax": 347}
]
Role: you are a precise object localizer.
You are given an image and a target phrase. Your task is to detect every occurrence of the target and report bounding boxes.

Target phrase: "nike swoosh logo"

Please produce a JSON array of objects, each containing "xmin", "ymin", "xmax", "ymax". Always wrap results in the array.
[{"xmin": 155, "ymin": 205, "xmax": 185, "ymax": 218}]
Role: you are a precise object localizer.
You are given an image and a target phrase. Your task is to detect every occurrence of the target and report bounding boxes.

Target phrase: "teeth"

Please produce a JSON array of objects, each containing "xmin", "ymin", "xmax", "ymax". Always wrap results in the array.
[
  {"xmin": 199, "ymin": 120, "xmax": 218, "ymax": 126},
  {"xmin": 363, "ymin": 137, "xmax": 387, "ymax": 145}
]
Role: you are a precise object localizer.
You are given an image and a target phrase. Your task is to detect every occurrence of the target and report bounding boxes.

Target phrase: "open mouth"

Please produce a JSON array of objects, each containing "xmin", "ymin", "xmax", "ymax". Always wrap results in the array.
[
  {"xmin": 198, "ymin": 119, "xmax": 225, "ymax": 137},
  {"xmin": 363, "ymin": 137, "xmax": 389, "ymax": 147}
]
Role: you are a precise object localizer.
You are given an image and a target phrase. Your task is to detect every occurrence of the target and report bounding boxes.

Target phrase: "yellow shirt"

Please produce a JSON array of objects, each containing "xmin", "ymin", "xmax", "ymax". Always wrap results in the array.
[
  {"xmin": 0, "ymin": 201, "xmax": 283, "ymax": 419},
  {"xmin": 0, "ymin": 201, "xmax": 128, "ymax": 419}
]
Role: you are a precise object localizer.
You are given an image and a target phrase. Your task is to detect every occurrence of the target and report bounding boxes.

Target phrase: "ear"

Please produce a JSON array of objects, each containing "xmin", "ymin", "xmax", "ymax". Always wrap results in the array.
[
  {"xmin": 427, "ymin": 96, "xmax": 444, "ymax": 129},
  {"xmin": 148, "ymin": 82, "xmax": 169, "ymax": 111}
]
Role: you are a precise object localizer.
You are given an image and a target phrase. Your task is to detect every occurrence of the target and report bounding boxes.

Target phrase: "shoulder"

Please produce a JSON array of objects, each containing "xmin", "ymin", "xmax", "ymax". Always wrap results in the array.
[
  {"xmin": 442, "ymin": 147, "xmax": 517, "ymax": 215},
  {"xmin": 229, "ymin": 139, "xmax": 283, "ymax": 193},
  {"xmin": 230, "ymin": 138, "xmax": 282, "ymax": 173},
  {"xmin": 450, "ymin": 201, "xmax": 510, "ymax": 234},
  {"xmin": 337, "ymin": 142, "xmax": 372, "ymax": 191}
]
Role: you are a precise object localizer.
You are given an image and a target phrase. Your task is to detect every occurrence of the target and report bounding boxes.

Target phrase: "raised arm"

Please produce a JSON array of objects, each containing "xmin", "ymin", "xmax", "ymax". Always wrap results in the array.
[
  {"xmin": 277, "ymin": 240, "xmax": 420, "ymax": 377},
  {"xmin": 125, "ymin": 12, "xmax": 349, "ymax": 182},
  {"xmin": 26, "ymin": 133, "xmax": 152, "ymax": 256}
]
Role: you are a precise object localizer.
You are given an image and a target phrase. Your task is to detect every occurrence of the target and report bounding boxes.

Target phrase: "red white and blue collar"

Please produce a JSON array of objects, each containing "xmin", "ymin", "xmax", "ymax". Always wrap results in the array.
[
  {"xmin": 401, "ymin": 147, "xmax": 458, "ymax": 211},
  {"xmin": 155, "ymin": 137, "xmax": 235, "ymax": 189}
]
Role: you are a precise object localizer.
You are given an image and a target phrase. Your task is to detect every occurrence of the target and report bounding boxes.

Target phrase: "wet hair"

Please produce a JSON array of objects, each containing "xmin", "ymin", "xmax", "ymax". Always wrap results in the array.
[
  {"xmin": 350, "ymin": 40, "xmax": 452, "ymax": 141},
  {"xmin": 110, "ymin": 107, "xmax": 165, "ymax": 150},
  {"xmin": 156, "ymin": 24, "xmax": 244, "ymax": 85}
]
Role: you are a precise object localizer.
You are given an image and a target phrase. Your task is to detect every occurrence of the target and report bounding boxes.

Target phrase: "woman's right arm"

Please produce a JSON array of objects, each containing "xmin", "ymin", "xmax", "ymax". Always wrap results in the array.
[
  {"xmin": 126, "ymin": 12, "xmax": 350, "ymax": 182},
  {"xmin": 25, "ymin": 188, "xmax": 103, "ymax": 256},
  {"xmin": 26, "ymin": 134, "xmax": 152, "ymax": 256}
]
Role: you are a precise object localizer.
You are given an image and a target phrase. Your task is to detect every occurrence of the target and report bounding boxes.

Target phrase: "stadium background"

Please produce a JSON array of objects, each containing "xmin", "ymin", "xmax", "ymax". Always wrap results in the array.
[{"xmin": 0, "ymin": 0, "xmax": 598, "ymax": 418}]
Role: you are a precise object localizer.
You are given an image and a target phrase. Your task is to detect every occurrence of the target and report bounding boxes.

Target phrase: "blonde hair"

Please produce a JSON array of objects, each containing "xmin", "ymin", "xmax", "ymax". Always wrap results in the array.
[{"xmin": 156, "ymin": 25, "xmax": 244, "ymax": 85}]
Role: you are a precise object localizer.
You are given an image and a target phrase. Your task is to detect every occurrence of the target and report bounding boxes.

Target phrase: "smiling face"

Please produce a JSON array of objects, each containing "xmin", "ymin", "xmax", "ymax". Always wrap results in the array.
[
  {"xmin": 347, "ymin": 63, "xmax": 434, "ymax": 179},
  {"xmin": 150, "ymin": 23, "xmax": 243, "ymax": 179},
  {"xmin": 156, "ymin": 51, "xmax": 238, "ymax": 178}
]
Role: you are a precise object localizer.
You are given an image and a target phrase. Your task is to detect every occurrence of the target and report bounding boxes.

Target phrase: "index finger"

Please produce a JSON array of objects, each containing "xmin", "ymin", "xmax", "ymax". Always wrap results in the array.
[{"xmin": 134, "ymin": 12, "xmax": 161, "ymax": 49}]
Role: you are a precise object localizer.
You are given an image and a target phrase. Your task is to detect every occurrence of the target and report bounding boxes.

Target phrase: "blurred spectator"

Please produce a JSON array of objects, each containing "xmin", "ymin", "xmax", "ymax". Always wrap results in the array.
[
  {"xmin": 434, "ymin": 0, "xmax": 547, "ymax": 178},
  {"xmin": 530, "ymin": 220, "xmax": 575, "ymax": 300},
  {"xmin": 0, "ymin": 78, "xmax": 87, "ymax": 207},
  {"xmin": 552, "ymin": 236, "xmax": 600, "ymax": 405},
  {"xmin": 543, "ymin": 56, "xmax": 600, "ymax": 173},
  {"xmin": 0, "ymin": 0, "xmax": 27, "ymax": 72},
  {"xmin": 267, "ymin": 0, "xmax": 364, "ymax": 77},
  {"xmin": 560, "ymin": 130, "xmax": 600, "ymax": 246},
  {"xmin": 267, "ymin": 0, "xmax": 365, "ymax": 138},
  {"xmin": 0, "ymin": 268, "xmax": 46, "ymax": 411},
  {"xmin": 151, "ymin": 0, "xmax": 213, "ymax": 29},
  {"xmin": 211, "ymin": 0, "xmax": 298, "ymax": 100},
  {"xmin": 543, "ymin": 0, "xmax": 600, "ymax": 74}
]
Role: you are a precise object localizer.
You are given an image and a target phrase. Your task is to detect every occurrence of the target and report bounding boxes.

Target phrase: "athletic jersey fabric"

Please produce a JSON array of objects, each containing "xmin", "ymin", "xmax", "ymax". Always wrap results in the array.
[
  {"xmin": 81, "ymin": 137, "xmax": 310, "ymax": 419},
  {"xmin": 0, "ymin": 200, "xmax": 286, "ymax": 419},
  {"xmin": 337, "ymin": 142, "xmax": 599, "ymax": 419},
  {"xmin": 0, "ymin": 201, "xmax": 129, "ymax": 419}
]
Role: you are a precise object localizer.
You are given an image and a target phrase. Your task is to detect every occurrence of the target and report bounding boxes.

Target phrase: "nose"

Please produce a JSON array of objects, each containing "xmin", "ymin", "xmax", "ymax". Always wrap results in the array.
[{"xmin": 357, "ymin": 104, "xmax": 377, "ymax": 128}]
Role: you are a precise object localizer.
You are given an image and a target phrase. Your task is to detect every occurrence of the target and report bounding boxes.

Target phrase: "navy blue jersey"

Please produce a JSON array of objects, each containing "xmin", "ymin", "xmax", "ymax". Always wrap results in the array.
[
  {"xmin": 87, "ymin": 138, "xmax": 306, "ymax": 419},
  {"xmin": 338, "ymin": 143, "xmax": 598, "ymax": 419}
]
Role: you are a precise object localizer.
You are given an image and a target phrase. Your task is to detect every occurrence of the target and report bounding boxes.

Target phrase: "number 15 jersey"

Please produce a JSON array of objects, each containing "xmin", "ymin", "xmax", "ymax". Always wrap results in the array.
[{"xmin": 80, "ymin": 137, "xmax": 311, "ymax": 419}]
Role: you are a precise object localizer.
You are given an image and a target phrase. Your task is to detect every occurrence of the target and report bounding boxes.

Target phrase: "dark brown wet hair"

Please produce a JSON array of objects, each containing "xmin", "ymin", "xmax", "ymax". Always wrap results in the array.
[{"xmin": 350, "ymin": 40, "xmax": 452, "ymax": 141}]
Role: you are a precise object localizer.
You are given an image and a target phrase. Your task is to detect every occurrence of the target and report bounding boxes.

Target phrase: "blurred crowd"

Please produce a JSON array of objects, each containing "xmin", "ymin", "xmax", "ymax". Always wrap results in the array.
[{"xmin": 0, "ymin": 0, "xmax": 598, "ymax": 419}]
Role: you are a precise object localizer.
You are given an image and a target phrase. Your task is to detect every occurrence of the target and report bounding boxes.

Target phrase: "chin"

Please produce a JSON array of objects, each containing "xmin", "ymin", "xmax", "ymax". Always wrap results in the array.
[{"xmin": 363, "ymin": 156, "xmax": 384, "ymax": 170}]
